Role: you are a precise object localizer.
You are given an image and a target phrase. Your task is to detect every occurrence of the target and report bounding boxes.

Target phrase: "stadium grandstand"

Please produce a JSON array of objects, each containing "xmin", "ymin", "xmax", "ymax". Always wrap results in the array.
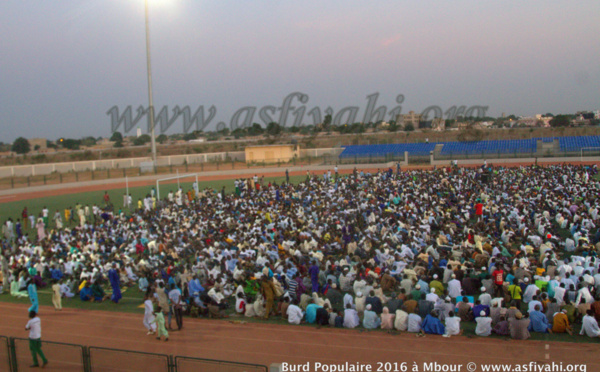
[{"xmin": 338, "ymin": 135, "xmax": 600, "ymax": 160}]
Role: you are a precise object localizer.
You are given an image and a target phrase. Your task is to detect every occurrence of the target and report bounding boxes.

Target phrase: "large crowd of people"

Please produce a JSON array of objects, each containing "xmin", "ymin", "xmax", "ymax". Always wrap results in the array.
[{"xmin": 2, "ymin": 163, "xmax": 600, "ymax": 342}]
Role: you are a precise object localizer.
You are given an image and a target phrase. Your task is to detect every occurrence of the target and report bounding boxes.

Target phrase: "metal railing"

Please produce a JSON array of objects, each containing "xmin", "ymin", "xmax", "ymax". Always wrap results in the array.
[{"xmin": 2, "ymin": 336, "xmax": 267, "ymax": 372}]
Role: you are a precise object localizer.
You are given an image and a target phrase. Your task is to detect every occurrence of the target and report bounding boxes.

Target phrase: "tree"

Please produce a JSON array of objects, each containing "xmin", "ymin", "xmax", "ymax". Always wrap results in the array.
[
  {"xmin": 81, "ymin": 136, "xmax": 97, "ymax": 147},
  {"xmin": 156, "ymin": 134, "xmax": 168, "ymax": 144},
  {"xmin": 404, "ymin": 123, "xmax": 415, "ymax": 132},
  {"xmin": 266, "ymin": 122, "xmax": 282, "ymax": 136},
  {"xmin": 110, "ymin": 131, "xmax": 123, "ymax": 142},
  {"xmin": 231, "ymin": 128, "xmax": 246, "ymax": 138},
  {"xmin": 61, "ymin": 139, "xmax": 81, "ymax": 150},
  {"xmin": 550, "ymin": 115, "xmax": 570, "ymax": 127},
  {"xmin": 132, "ymin": 134, "xmax": 151, "ymax": 146},
  {"xmin": 12, "ymin": 137, "xmax": 31, "ymax": 154},
  {"xmin": 183, "ymin": 133, "xmax": 197, "ymax": 141},
  {"xmin": 249, "ymin": 123, "xmax": 264, "ymax": 135},
  {"xmin": 323, "ymin": 114, "xmax": 332, "ymax": 127}
]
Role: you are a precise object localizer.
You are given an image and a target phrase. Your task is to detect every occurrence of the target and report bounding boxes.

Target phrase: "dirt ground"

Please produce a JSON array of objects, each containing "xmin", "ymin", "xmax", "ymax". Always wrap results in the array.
[{"xmin": 0, "ymin": 303, "xmax": 598, "ymax": 372}]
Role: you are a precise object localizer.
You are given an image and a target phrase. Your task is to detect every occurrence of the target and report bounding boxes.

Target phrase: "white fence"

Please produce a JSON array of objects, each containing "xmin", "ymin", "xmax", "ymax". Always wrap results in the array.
[{"xmin": 0, "ymin": 148, "xmax": 343, "ymax": 178}]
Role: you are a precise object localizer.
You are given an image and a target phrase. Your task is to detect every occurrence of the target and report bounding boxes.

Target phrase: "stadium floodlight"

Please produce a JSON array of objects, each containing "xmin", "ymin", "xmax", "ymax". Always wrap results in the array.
[{"xmin": 145, "ymin": 0, "xmax": 157, "ymax": 165}]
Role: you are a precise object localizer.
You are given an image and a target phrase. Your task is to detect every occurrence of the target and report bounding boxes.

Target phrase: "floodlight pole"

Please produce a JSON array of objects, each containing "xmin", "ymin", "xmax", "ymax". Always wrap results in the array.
[{"xmin": 145, "ymin": 0, "xmax": 157, "ymax": 164}]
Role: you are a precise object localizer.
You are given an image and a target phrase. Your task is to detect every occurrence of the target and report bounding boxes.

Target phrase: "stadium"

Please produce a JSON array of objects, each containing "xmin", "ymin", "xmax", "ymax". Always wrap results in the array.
[
  {"xmin": 1, "ymin": 134, "xmax": 600, "ymax": 371},
  {"xmin": 2, "ymin": 1, "xmax": 600, "ymax": 372}
]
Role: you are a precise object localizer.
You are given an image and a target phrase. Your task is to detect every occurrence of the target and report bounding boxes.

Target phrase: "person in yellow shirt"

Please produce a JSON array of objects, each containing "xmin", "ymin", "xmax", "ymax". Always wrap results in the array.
[
  {"xmin": 508, "ymin": 278, "xmax": 523, "ymax": 310},
  {"xmin": 429, "ymin": 275, "xmax": 445, "ymax": 296},
  {"xmin": 552, "ymin": 309, "xmax": 572, "ymax": 335},
  {"xmin": 64, "ymin": 208, "xmax": 71, "ymax": 226}
]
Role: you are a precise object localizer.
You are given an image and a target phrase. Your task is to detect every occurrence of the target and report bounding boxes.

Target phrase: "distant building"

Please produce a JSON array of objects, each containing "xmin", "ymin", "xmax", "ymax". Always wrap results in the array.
[
  {"xmin": 188, "ymin": 138, "xmax": 206, "ymax": 144},
  {"xmin": 431, "ymin": 118, "xmax": 445, "ymax": 131},
  {"xmin": 136, "ymin": 128, "xmax": 142, "ymax": 137},
  {"xmin": 245, "ymin": 144, "xmax": 299, "ymax": 164},
  {"xmin": 516, "ymin": 117, "xmax": 537, "ymax": 127},
  {"xmin": 396, "ymin": 111, "xmax": 422, "ymax": 129},
  {"xmin": 29, "ymin": 138, "xmax": 47, "ymax": 151}
]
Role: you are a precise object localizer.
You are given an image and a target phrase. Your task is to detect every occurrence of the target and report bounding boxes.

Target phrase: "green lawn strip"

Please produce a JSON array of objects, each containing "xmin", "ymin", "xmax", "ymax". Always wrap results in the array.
[
  {"xmin": 0, "ymin": 286, "xmax": 146, "ymax": 314},
  {"xmin": 0, "ymin": 175, "xmax": 306, "ymax": 229}
]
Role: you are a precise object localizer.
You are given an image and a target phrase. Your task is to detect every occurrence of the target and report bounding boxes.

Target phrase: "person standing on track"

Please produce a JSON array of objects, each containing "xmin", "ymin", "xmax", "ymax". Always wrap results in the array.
[
  {"xmin": 152, "ymin": 306, "xmax": 169, "ymax": 342},
  {"xmin": 25, "ymin": 310, "xmax": 48, "ymax": 368},
  {"xmin": 260, "ymin": 276, "xmax": 276, "ymax": 320},
  {"xmin": 143, "ymin": 293, "xmax": 157, "ymax": 335},
  {"xmin": 108, "ymin": 264, "xmax": 122, "ymax": 303},
  {"xmin": 51, "ymin": 280, "xmax": 62, "ymax": 311},
  {"xmin": 168, "ymin": 283, "xmax": 183, "ymax": 330},
  {"xmin": 28, "ymin": 281, "xmax": 39, "ymax": 314}
]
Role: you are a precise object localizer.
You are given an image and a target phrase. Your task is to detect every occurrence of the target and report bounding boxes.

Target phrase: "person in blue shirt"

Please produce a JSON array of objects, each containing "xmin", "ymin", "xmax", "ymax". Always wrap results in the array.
[
  {"xmin": 80, "ymin": 282, "xmax": 93, "ymax": 301},
  {"xmin": 417, "ymin": 277, "xmax": 429, "ymax": 294},
  {"xmin": 50, "ymin": 266, "xmax": 63, "ymax": 281},
  {"xmin": 528, "ymin": 305, "xmax": 552, "ymax": 333},
  {"xmin": 472, "ymin": 300, "xmax": 490, "ymax": 319},
  {"xmin": 308, "ymin": 262, "xmax": 320, "ymax": 293},
  {"xmin": 188, "ymin": 275, "xmax": 205, "ymax": 306},
  {"xmin": 306, "ymin": 300, "xmax": 321, "ymax": 324},
  {"xmin": 108, "ymin": 264, "xmax": 122, "ymax": 303},
  {"xmin": 421, "ymin": 311, "xmax": 446, "ymax": 335},
  {"xmin": 28, "ymin": 282, "xmax": 39, "ymax": 313}
]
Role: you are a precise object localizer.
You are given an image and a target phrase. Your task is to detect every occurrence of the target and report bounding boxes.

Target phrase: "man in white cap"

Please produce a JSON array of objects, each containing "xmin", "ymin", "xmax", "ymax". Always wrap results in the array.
[
  {"xmin": 523, "ymin": 277, "xmax": 539, "ymax": 304},
  {"xmin": 355, "ymin": 292, "xmax": 366, "ymax": 314},
  {"xmin": 435, "ymin": 297, "xmax": 454, "ymax": 322},
  {"xmin": 447, "ymin": 274, "xmax": 462, "ymax": 299},
  {"xmin": 478, "ymin": 287, "xmax": 492, "ymax": 307},
  {"xmin": 475, "ymin": 310, "xmax": 492, "ymax": 336},
  {"xmin": 362, "ymin": 304, "xmax": 381, "ymax": 329},
  {"xmin": 426, "ymin": 288, "xmax": 439, "ymax": 304}
]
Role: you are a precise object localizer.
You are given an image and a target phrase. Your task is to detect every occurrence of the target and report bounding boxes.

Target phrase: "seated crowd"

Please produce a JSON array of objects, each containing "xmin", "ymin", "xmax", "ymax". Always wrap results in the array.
[{"xmin": 2, "ymin": 164, "xmax": 600, "ymax": 340}]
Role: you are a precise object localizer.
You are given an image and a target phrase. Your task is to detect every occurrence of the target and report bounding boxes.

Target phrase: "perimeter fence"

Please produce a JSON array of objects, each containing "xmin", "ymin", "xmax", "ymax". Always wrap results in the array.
[{"xmin": 1, "ymin": 336, "xmax": 267, "ymax": 372}]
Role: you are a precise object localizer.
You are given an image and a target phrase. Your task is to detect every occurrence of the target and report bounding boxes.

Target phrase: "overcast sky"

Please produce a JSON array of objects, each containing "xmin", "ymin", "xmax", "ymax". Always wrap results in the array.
[{"xmin": 1, "ymin": 0, "xmax": 599, "ymax": 142}]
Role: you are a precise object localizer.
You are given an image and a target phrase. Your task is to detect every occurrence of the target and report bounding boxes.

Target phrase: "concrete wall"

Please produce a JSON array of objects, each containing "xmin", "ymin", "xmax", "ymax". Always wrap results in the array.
[
  {"xmin": 245, "ymin": 145, "xmax": 298, "ymax": 163},
  {"xmin": 0, "ymin": 151, "xmax": 245, "ymax": 178},
  {"xmin": 0, "ymin": 148, "xmax": 345, "ymax": 178}
]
